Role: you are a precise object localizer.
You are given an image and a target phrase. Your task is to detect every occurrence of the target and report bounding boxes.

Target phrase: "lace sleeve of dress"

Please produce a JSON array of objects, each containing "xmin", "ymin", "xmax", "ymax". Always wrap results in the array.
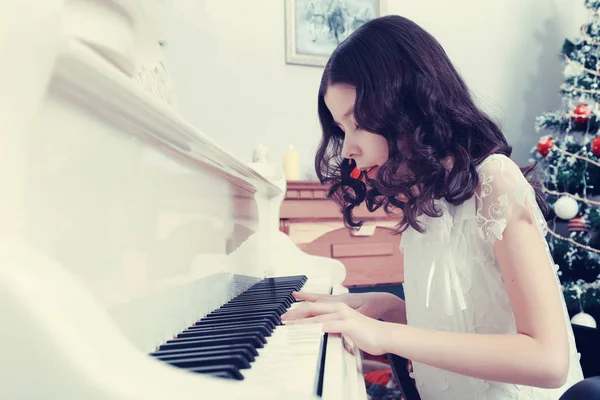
[{"xmin": 475, "ymin": 154, "xmax": 548, "ymax": 245}]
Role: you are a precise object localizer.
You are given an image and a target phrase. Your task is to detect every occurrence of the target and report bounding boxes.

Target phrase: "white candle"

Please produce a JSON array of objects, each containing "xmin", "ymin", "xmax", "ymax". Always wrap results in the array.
[{"xmin": 283, "ymin": 144, "xmax": 300, "ymax": 180}]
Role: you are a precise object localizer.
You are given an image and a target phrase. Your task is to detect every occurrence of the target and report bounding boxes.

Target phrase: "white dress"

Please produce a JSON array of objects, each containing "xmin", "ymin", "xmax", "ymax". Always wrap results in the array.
[{"xmin": 401, "ymin": 154, "xmax": 584, "ymax": 400}]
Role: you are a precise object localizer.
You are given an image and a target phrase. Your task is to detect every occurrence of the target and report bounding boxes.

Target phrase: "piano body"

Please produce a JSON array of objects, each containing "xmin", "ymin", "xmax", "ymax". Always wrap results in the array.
[{"xmin": 0, "ymin": 1, "xmax": 367, "ymax": 399}]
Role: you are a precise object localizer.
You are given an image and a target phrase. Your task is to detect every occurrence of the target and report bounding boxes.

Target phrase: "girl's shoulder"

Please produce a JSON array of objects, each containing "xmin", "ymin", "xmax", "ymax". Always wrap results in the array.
[
  {"xmin": 475, "ymin": 153, "xmax": 521, "ymax": 176},
  {"xmin": 475, "ymin": 153, "xmax": 530, "ymax": 197},
  {"xmin": 472, "ymin": 153, "xmax": 542, "ymax": 244}
]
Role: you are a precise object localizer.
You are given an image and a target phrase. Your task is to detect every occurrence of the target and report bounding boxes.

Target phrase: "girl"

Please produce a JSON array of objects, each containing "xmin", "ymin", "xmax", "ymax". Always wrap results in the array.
[{"xmin": 281, "ymin": 15, "xmax": 584, "ymax": 399}]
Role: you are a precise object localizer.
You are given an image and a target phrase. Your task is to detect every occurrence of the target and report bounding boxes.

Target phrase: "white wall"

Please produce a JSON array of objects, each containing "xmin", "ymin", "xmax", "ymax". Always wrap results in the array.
[{"xmin": 163, "ymin": 0, "xmax": 589, "ymax": 178}]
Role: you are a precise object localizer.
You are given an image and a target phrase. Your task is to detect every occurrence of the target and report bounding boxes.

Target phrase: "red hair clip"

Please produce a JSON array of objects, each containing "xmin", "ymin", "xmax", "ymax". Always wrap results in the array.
[{"xmin": 350, "ymin": 167, "xmax": 364, "ymax": 181}]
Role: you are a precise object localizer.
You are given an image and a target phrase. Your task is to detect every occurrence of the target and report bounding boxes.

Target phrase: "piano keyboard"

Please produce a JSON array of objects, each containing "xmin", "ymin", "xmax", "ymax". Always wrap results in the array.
[{"xmin": 150, "ymin": 275, "xmax": 332, "ymax": 396}]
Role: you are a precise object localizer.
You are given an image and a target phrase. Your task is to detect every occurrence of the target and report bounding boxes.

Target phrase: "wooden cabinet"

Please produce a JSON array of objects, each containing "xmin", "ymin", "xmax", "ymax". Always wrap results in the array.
[{"xmin": 280, "ymin": 181, "xmax": 404, "ymax": 288}]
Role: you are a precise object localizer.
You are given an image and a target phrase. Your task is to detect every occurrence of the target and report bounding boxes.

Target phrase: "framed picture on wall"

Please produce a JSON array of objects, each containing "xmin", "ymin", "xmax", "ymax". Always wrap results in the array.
[{"xmin": 285, "ymin": 0, "xmax": 385, "ymax": 67}]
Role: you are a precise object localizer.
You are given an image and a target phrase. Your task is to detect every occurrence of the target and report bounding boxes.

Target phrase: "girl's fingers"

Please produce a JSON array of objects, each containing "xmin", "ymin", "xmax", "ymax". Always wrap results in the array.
[
  {"xmin": 281, "ymin": 302, "xmax": 346, "ymax": 321},
  {"xmin": 284, "ymin": 311, "xmax": 345, "ymax": 325},
  {"xmin": 292, "ymin": 291, "xmax": 329, "ymax": 302}
]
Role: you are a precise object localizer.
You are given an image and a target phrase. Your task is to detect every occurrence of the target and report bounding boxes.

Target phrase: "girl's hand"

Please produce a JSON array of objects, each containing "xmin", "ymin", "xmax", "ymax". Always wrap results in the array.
[
  {"xmin": 290, "ymin": 291, "xmax": 404, "ymax": 322},
  {"xmin": 281, "ymin": 301, "xmax": 389, "ymax": 355}
]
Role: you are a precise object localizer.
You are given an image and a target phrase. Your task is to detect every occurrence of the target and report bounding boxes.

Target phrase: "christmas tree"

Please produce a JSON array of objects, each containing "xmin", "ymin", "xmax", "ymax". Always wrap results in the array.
[{"xmin": 532, "ymin": 0, "xmax": 600, "ymax": 327}]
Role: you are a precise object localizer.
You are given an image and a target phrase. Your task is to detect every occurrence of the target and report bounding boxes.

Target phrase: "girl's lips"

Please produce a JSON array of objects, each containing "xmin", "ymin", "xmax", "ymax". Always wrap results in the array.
[{"xmin": 350, "ymin": 166, "xmax": 378, "ymax": 181}]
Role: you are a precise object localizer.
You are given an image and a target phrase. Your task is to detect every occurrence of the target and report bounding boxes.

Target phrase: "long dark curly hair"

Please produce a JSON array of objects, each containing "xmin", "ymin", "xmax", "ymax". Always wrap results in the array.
[{"xmin": 315, "ymin": 15, "xmax": 548, "ymax": 234}]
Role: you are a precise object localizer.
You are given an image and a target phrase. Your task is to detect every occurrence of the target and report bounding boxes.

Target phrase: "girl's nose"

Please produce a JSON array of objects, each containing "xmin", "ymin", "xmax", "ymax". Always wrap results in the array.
[{"xmin": 341, "ymin": 139, "xmax": 359, "ymax": 160}]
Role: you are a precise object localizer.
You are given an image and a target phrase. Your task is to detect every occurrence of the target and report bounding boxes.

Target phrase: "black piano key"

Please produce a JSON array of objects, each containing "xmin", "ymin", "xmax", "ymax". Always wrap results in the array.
[
  {"xmin": 186, "ymin": 365, "xmax": 244, "ymax": 380},
  {"xmin": 159, "ymin": 333, "xmax": 264, "ymax": 351},
  {"xmin": 177, "ymin": 325, "xmax": 271, "ymax": 339},
  {"xmin": 151, "ymin": 343, "xmax": 258, "ymax": 358},
  {"xmin": 152, "ymin": 348, "xmax": 255, "ymax": 363},
  {"xmin": 236, "ymin": 288, "xmax": 300, "ymax": 296},
  {"xmin": 254, "ymin": 275, "xmax": 306, "ymax": 285},
  {"xmin": 251, "ymin": 282, "xmax": 303, "ymax": 292},
  {"xmin": 222, "ymin": 298, "xmax": 292, "ymax": 308},
  {"xmin": 200, "ymin": 311, "xmax": 281, "ymax": 322},
  {"xmin": 185, "ymin": 321, "xmax": 273, "ymax": 333},
  {"xmin": 210, "ymin": 301, "xmax": 288, "ymax": 311},
  {"xmin": 171, "ymin": 331, "xmax": 267, "ymax": 345},
  {"xmin": 166, "ymin": 354, "xmax": 250, "ymax": 370},
  {"xmin": 199, "ymin": 312, "xmax": 281, "ymax": 325},
  {"xmin": 219, "ymin": 303, "xmax": 289, "ymax": 311},
  {"xmin": 242, "ymin": 285, "xmax": 302, "ymax": 293},
  {"xmin": 232, "ymin": 296, "xmax": 293, "ymax": 304},
  {"xmin": 235, "ymin": 292, "xmax": 296, "ymax": 299},
  {"xmin": 203, "ymin": 312, "xmax": 280, "ymax": 320},
  {"xmin": 225, "ymin": 300, "xmax": 292, "ymax": 309},
  {"xmin": 235, "ymin": 288, "xmax": 298, "ymax": 296},
  {"xmin": 208, "ymin": 302, "xmax": 286, "ymax": 310},
  {"xmin": 234, "ymin": 288, "xmax": 297, "ymax": 294},
  {"xmin": 229, "ymin": 290, "xmax": 294, "ymax": 296},
  {"xmin": 209, "ymin": 306, "xmax": 287, "ymax": 317},
  {"xmin": 250, "ymin": 282, "xmax": 302, "ymax": 287},
  {"xmin": 267, "ymin": 274, "xmax": 306, "ymax": 279},
  {"xmin": 239, "ymin": 284, "xmax": 300, "ymax": 291},
  {"xmin": 207, "ymin": 304, "xmax": 287, "ymax": 316},
  {"xmin": 245, "ymin": 281, "xmax": 302, "ymax": 288},
  {"xmin": 191, "ymin": 318, "xmax": 276, "ymax": 330},
  {"xmin": 206, "ymin": 371, "xmax": 238, "ymax": 379},
  {"xmin": 316, "ymin": 333, "xmax": 328, "ymax": 396},
  {"xmin": 225, "ymin": 304, "xmax": 288, "ymax": 313},
  {"xmin": 204, "ymin": 311, "xmax": 280, "ymax": 319}
]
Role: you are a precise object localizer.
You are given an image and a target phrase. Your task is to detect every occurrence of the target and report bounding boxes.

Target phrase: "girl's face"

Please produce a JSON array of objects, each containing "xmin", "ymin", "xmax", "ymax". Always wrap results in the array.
[{"xmin": 324, "ymin": 83, "xmax": 389, "ymax": 179}]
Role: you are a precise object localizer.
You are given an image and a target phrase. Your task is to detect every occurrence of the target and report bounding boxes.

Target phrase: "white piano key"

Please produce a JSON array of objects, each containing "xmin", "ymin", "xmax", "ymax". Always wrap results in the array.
[
  {"xmin": 242, "ymin": 323, "xmax": 324, "ymax": 395},
  {"xmin": 238, "ymin": 277, "xmax": 367, "ymax": 400},
  {"xmin": 240, "ymin": 277, "xmax": 328, "ymax": 396}
]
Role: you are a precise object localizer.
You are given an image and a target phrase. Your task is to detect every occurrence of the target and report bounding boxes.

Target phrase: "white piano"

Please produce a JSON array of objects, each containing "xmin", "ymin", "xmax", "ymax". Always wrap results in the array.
[{"xmin": 0, "ymin": 1, "xmax": 367, "ymax": 399}]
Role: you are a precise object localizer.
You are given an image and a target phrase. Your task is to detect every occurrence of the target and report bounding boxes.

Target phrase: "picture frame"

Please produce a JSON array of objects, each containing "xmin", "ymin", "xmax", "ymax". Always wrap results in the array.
[{"xmin": 285, "ymin": 0, "xmax": 386, "ymax": 67}]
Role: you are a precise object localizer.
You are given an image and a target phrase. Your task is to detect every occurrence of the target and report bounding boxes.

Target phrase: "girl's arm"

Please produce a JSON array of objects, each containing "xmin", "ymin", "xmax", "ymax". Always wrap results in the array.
[
  {"xmin": 379, "ymin": 290, "xmax": 407, "ymax": 324},
  {"xmin": 381, "ymin": 204, "xmax": 569, "ymax": 388},
  {"xmin": 380, "ymin": 246, "xmax": 407, "ymax": 324},
  {"xmin": 284, "ymin": 201, "xmax": 570, "ymax": 388}
]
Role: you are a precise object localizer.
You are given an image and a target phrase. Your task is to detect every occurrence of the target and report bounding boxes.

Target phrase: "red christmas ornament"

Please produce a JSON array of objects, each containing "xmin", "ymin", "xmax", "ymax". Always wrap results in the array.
[
  {"xmin": 537, "ymin": 136, "xmax": 553, "ymax": 157},
  {"xmin": 573, "ymin": 103, "xmax": 592, "ymax": 124},
  {"xmin": 592, "ymin": 136, "xmax": 600, "ymax": 157},
  {"xmin": 568, "ymin": 215, "xmax": 589, "ymax": 232}
]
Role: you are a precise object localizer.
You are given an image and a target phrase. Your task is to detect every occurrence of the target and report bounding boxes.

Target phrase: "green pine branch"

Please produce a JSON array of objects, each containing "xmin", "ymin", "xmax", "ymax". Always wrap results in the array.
[
  {"xmin": 535, "ymin": 112, "xmax": 600, "ymax": 134},
  {"xmin": 531, "ymin": 139, "xmax": 600, "ymax": 196}
]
